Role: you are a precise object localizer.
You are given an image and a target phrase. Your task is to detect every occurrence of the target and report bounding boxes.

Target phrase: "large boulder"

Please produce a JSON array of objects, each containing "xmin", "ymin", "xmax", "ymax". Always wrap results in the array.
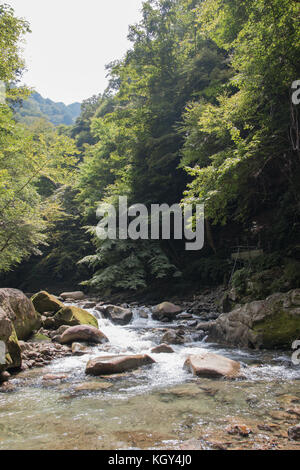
[
  {"xmin": 0, "ymin": 308, "xmax": 12, "ymax": 372},
  {"xmin": 98, "ymin": 305, "xmax": 132, "ymax": 325},
  {"xmin": 60, "ymin": 291, "xmax": 85, "ymax": 301},
  {"xmin": 59, "ymin": 325, "xmax": 108, "ymax": 345},
  {"xmin": 0, "ymin": 288, "xmax": 41, "ymax": 340},
  {"xmin": 152, "ymin": 302, "xmax": 182, "ymax": 322},
  {"xmin": 209, "ymin": 289, "xmax": 300, "ymax": 349},
  {"xmin": 31, "ymin": 291, "xmax": 64, "ymax": 315},
  {"xmin": 86, "ymin": 354, "xmax": 155, "ymax": 376},
  {"xmin": 0, "ymin": 308, "xmax": 21, "ymax": 372},
  {"xmin": 53, "ymin": 306, "xmax": 98, "ymax": 329},
  {"xmin": 184, "ymin": 352, "xmax": 241, "ymax": 379}
]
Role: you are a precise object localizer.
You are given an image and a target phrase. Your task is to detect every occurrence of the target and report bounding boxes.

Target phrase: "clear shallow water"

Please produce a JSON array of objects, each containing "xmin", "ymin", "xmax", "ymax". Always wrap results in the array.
[{"xmin": 0, "ymin": 305, "xmax": 300, "ymax": 450}]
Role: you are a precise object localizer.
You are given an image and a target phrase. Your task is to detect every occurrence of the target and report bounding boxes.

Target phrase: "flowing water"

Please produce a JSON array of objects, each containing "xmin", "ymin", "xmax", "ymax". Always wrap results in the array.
[{"xmin": 0, "ymin": 305, "xmax": 300, "ymax": 450}]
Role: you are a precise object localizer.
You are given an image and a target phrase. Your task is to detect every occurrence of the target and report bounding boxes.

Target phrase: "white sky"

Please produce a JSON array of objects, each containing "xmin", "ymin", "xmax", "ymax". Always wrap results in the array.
[{"xmin": 7, "ymin": 0, "xmax": 144, "ymax": 104}]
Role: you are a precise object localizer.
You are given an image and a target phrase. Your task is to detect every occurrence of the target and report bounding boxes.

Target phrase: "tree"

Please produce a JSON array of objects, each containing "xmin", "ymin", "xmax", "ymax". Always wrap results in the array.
[
  {"xmin": 0, "ymin": 4, "xmax": 79, "ymax": 272},
  {"xmin": 77, "ymin": 0, "xmax": 230, "ymax": 291},
  {"xmin": 182, "ymin": 0, "xmax": 300, "ymax": 243}
]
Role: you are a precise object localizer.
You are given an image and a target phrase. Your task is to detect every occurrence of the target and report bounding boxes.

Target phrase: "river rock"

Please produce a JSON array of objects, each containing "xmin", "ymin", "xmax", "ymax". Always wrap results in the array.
[
  {"xmin": 53, "ymin": 306, "xmax": 98, "ymax": 328},
  {"xmin": 162, "ymin": 329, "xmax": 185, "ymax": 345},
  {"xmin": 20, "ymin": 341, "xmax": 71, "ymax": 369},
  {"xmin": 0, "ymin": 371, "xmax": 10, "ymax": 383},
  {"xmin": 42, "ymin": 317, "xmax": 56, "ymax": 329},
  {"xmin": 0, "ymin": 288, "xmax": 44, "ymax": 372},
  {"xmin": 184, "ymin": 352, "xmax": 242, "ymax": 379},
  {"xmin": 48, "ymin": 325, "xmax": 69, "ymax": 341},
  {"xmin": 31, "ymin": 291, "xmax": 64, "ymax": 315},
  {"xmin": 74, "ymin": 381, "xmax": 113, "ymax": 392},
  {"xmin": 56, "ymin": 325, "xmax": 70, "ymax": 335},
  {"xmin": 226, "ymin": 424, "xmax": 252, "ymax": 437},
  {"xmin": 81, "ymin": 301, "xmax": 97, "ymax": 309},
  {"xmin": 60, "ymin": 291, "xmax": 85, "ymax": 301},
  {"xmin": 0, "ymin": 382, "xmax": 15, "ymax": 392},
  {"xmin": 151, "ymin": 344, "xmax": 175, "ymax": 354},
  {"xmin": 86, "ymin": 354, "xmax": 155, "ymax": 376},
  {"xmin": 0, "ymin": 308, "xmax": 19, "ymax": 372},
  {"xmin": 99, "ymin": 305, "xmax": 133, "ymax": 325},
  {"xmin": 177, "ymin": 313, "xmax": 193, "ymax": 320},
  {"xmin": 139, "ymin": 309, "xmax": 149, "ymax": 319},
  {"xmin": 59, "ymin": 325, "xmax": 108, "ymax": 345},
  {"xmin": 209, "ymin": 289, "xmax": 300, "ymax": 349},
  {"xmin": 42, "ymin": 374, "xmax": 67, "ymax": 381},
  {"xmin": 196, "ymin": 321, "xmax": 215, "ymax": 331},
  {"xmin": 152, "ymin": 302, "xmax": 182, "ymax": 321},
  {"xmin": 72, "ymin": 343, "xmax": 91, "ymax": 356},
  {"xmin": 0, "ymin": 288, "xmax": 41, "ymax": 340},
  {"xmin": 288, "ymin": 424, "xmax": 300, "ymax": 441}
]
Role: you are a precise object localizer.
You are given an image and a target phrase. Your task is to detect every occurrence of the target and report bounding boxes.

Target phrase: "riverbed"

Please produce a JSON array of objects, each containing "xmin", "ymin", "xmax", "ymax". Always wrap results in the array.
[{"xmin": 0, "ymin": 305, "xmax": 300, "ymax": 450}]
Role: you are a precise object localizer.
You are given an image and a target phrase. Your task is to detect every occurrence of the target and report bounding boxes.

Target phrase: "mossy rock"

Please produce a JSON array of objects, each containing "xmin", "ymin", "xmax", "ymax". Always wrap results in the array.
[
  {"xmin": 0, "ymin": 324, "xmax": 21, "ymax": 372},
  {"xmin": 229, "ymin": 259, "xmax": 300, "ymax": 307},
  {"xmin": 53, "ymin": 306, "xmax": 98, "ymax": 329},
  {"xmin": 210, "ymin": 289, "xmax": 300, "ymax": 350},
  {"xmin": 252, "ymin": 290, "xmax": 300, "ymax": 349},
  {"xmin": 6, "ymin": 326, "xmax": 22, "ymax": 370},
  {"xmin": 31, "ymin": 291, "xmax": 64, "ymax": 315},
  {"xmin": 253, "ymin": 309, "xmax": 300, "ymax": 349},
  {"xmin": 0, "ymin": 288, "xmax": 41, "ymax": 341}
]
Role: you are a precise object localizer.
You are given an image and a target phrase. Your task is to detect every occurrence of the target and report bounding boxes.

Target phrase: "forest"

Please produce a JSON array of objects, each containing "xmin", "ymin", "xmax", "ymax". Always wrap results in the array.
[
  {"xmin": 1, "ymin": 0, "xmax": 300, "ymax": 452},
  {"xmin": 0, "ymin": 0, "xmax": 300, "ymax": 296}
]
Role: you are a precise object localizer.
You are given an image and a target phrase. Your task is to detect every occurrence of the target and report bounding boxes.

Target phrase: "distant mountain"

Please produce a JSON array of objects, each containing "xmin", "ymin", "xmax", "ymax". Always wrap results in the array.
[{"xmin": 13, "ymin": 92, "xmax": 81, "ymax": 126}]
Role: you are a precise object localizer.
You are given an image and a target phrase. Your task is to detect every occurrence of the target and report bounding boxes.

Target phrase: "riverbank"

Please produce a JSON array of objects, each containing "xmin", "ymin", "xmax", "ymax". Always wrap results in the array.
[{"xmin": 0, "ymin": 288, "xmax": 300, "ymax": 450}]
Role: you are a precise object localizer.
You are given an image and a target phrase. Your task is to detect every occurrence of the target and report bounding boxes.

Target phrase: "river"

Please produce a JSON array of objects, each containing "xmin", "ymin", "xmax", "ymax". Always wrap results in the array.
[{"xmin": 0, "ymin": 304, "xmax": 300, "ymax": 450}]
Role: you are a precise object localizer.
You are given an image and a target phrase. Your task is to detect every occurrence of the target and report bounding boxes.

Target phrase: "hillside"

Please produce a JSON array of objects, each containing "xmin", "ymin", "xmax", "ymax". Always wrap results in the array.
[{"xmin": 13, "ymin": 91, "xmax": 81, "ymax": 126}]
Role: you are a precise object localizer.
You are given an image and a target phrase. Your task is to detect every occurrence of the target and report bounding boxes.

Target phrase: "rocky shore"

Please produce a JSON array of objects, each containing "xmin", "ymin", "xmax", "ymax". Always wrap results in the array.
[
  {"xmin": 1, "ymin": 285, "xmax": 300, "ymax": 449},
  {"xmin": 1, "ymin": 285, "xmax": 300, "ymax": 383}
]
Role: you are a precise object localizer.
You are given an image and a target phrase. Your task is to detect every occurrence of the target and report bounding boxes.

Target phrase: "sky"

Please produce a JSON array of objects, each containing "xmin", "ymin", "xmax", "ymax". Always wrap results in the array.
[{"xmin": 7, "ymin": 0, "xmax": 144, "ymax": 104}]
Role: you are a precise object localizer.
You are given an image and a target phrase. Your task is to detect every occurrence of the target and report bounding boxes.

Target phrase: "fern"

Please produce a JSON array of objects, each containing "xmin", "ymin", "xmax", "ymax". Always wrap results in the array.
[{"xmin": 79, "ymin": 236, "xmax": 181, "ymax": 292}]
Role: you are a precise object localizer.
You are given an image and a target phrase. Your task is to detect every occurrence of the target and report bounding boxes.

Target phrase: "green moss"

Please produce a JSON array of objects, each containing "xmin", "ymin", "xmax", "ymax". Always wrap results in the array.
[
  {"xmin": 54, "ymin": 306, "xmax": 98, "ymax": 328},
  {"xmin": 6, "ymin": 326, "xmax": 21, "ymax": 369},
  {"xmin": 283, "ymin": 261, "xmax": 300, "ymax": 286},
  {"xmin": 253, "ymin": 310, "xmax": 300, "ymax": 349},
  {"xmin": 14, "ymin": 312, "xmax": 42, "ymax": 341},
  {"xmin": 31, "ymin": 291, "xmax": 64, "ymax": 314},
  {"xmin": 30, "ymin": 333, "xmax": 51, "ymax": 343},
  {"xmin": 231, "ymin": 268, "xmax": 249, "ymax": 294}
]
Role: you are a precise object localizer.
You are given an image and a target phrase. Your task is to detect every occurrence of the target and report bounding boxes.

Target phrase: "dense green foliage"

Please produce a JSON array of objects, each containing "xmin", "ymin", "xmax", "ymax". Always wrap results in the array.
[
  {"xmin": 0, "ymin": 3, "xmax": 29, "ymax": 82},
  {"xmin": 1, "ymin": 0, "xmax": 299, "ymax": 294},
  {"xmin": 0, "ymin": 4, "xmax": 78, "ymax": 276},
  {"xmin": 183, "ymin": 0, "xmax": 300, "ymax": 229},
  {"xmin": 75, "ymin": 0, "xmax": 300, "ymax": 292},
  {"xmin": 13, "ymin": 92, "xmax": 81, "ymax": 126}
]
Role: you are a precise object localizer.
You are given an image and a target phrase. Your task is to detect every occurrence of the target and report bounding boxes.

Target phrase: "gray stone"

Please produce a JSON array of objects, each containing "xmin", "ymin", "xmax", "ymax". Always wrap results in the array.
[
  {"xmin": 60, "ymin": 291, "xmax": 85, "ymax": 301},
  {"xmin": 209, "ymin": 289, "xmax": 300, "ymax": 349},
  {"xmin": 99, "ymin": 305, "xmax": 133, "ymax": 325},
  {"xmin": 152, "ymin": 302, "xmax": 182, "ymax": 322},
  {"xmin": 151, "ymin": 344, "xmax": 175, "ymax": 354}
]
